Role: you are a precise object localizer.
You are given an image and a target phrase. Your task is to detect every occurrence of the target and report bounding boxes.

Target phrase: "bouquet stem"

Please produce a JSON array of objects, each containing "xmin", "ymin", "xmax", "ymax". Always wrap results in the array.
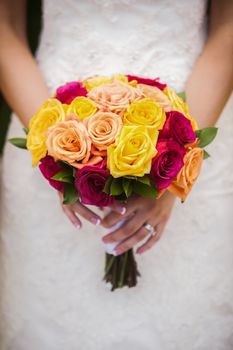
[{"xmin": 103, "ymin": 249, "xmax": 140, "ymax": 291}]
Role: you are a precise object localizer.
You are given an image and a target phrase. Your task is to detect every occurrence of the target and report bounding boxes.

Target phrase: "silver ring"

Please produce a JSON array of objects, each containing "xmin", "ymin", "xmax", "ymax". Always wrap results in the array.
[{"xmin": 143, "ymin": 223, "xmax": 156, "ymax": 236}]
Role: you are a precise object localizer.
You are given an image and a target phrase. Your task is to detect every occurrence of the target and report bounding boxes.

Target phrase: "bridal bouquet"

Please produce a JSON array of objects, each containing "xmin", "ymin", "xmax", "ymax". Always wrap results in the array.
[{"xmin": 9, "ymin": 74, "xmax": 217, "ymax": 290}]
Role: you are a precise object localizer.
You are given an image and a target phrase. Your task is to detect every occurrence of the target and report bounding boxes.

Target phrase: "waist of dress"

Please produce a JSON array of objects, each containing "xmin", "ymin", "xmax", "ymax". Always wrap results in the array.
[{"xmin": 35, "ymin": 32, "xmax": 205, "ymax": 92}]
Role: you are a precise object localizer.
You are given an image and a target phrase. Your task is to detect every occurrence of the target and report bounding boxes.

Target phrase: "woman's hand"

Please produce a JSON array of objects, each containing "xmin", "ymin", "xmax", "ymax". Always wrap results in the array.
[
  {"xmin": 57, "ymin": 192, "xmax": 102, "ymax": 229},
  {"xmin": 102, "ymin": 191, "xmax": 176, "ymax": 255}
]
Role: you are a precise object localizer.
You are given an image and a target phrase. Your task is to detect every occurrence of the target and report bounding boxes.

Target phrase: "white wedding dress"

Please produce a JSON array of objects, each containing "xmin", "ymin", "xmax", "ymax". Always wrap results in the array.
[{"xmin": 1, "ymin": 1, "xmax": 233, "ymax": 349}]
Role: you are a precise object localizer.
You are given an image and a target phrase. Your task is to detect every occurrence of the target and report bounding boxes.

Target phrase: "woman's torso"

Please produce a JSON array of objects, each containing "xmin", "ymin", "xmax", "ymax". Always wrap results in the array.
[{"xmin": 36, "ymin": 0, "xmax": 208, "ymax": 92}]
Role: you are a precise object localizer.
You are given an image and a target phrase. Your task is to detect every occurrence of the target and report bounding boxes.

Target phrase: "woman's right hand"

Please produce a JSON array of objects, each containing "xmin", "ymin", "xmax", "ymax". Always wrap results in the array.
[{"xmin": 57, "ymin": 192, "xmax": 103, "ymax": 229}]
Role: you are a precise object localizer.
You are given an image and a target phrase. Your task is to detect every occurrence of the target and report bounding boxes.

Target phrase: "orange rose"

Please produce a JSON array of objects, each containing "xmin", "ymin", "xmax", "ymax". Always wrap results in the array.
[
  {"xmin": 137, "ymin": 84, "xmax": 172, "ymax": 112},
  {"xmin": 46, "ymin": 118, "xmax": 102, "ymax": 169},
  {"xmin": 87, "ymin": 81, "xmax": 143, "ymax": 115},
  {"xmin": 84, "ymin": 111, "xmax": 122, "ymax": 154},
  {"xmin": 169, "ymin": 147, "xmax": 204, "ymax": 202}
]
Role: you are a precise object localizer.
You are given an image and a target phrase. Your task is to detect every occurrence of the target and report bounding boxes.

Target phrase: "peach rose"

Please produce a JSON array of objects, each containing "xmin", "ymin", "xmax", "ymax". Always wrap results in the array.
[
  {"xmin": 87, "ymin": 81, "xmax": 143, "ymax": 115},
  {"xmin": 169, "ymin": 147, "xmax": 204, "ymax": 202},
  {"xmin": 137, "ymin": 84, "xmax": 172, "ymax": 112},
  {"xmin": 46, "ymin": 118, "xmax": 102, "ymax": 169},
  {"xmin": 84, "ymin": 111, "xmax": 122, "ymax": 153}
]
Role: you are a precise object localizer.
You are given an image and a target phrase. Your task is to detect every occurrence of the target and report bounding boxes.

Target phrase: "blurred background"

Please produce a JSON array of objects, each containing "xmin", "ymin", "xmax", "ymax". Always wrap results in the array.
[{"xmin": 0, "ymin": 0, "xmax": 42, "ymax": 155}]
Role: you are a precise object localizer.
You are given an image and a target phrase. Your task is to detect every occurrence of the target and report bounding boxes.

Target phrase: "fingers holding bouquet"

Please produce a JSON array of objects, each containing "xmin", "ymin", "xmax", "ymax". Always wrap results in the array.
[
  {"xmin": 102, "ymin": 191, "xmax": 176, "ymax": 255},
  {"xmin": 57, "ymin": 191, "xmax": 101, "ymax": 229}
]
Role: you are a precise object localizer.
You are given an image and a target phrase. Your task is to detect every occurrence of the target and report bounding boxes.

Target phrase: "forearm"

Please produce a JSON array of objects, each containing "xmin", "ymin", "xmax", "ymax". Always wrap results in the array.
[
  {"xmin": 185, "ymin": 2, "xmax": 233, "ymax": 128},
  {"xmin": 0, "ymin": 25, "xmax": 50, "ymax": 127}
]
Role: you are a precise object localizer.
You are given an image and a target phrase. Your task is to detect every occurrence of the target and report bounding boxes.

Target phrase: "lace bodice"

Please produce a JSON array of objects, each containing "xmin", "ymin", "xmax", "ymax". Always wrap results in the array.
[{"xmin": 37, "ymin": 0, "xmax": 208, "ymax": 92}]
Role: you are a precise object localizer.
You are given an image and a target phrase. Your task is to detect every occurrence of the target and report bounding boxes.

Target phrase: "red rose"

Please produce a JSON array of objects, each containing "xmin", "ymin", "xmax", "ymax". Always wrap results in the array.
[
  {"xmin": 56, "ymin": 81, "xmax": 87, "ymax": 104},
  {"xmin": 150, "ymin": 140, "xmax": 185, "ymax": 190},
  {"xmin": 127, "ymin": 75, "xmax": 166, "ymax": 90},
  {"xmin": 75, "ymin": 166, "xmax": 114, "ymax": 207},
  {"xmin": 39, "ymin": 155, "xmax": 64, "ymax": 192},
  {"xmin": 159, "ymin": 111, "xmax": 196, "ymax": 145}
]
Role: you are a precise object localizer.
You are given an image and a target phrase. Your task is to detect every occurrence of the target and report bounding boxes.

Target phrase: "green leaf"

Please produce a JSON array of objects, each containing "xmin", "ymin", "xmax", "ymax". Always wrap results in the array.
[
  {"xmin": 103, "ymin": 176, "xmax": 113, "ymax": 194},
  {"xmin": 114, "ymin": 193, "xmax": 128, "ymax": 201},
  {"xmin": 57, "ymin": 160, "xmax": 74, "ymax": 169},
  {"xmin": 122, "ymin": 178, "xmax": 133, "ymax": 198},
  {"xmin": 110, "ymin": 178, "xmax": 124, "ymax": 196},
  {"xmin": 133, "ymin": 181, "xmax": 158, "ymax": 198},
  {"xmin": 8, "ymin": 137, "xmax": 27, "ymax": 149},
  {"xmin": 52, "ymin": 169, "xmax": 73, "ymax": 183},
  {"xmin": 177, "ymin": 91, "xmax": 186, "ymax": 102},
  {"xmin": 136, "ymin": 175, "xmax": 151, "ymax": 186},
  {"xmin": 52, "ymin": 175, "xmax": 73, "ymax": 184},
  {"xmin": 125, "ymin": 175, "xmax": 137, "ymax": 180},
  {"xmin": 196, "ymin": 127, "xmax": 218, "ymax": 148},
  {"xmin": 23, "ymin": 127, "xmax": 29, "ymax": 135},
  {"xmin": 63, "ymin": 183, "xmax": 78, "ymax": 205},
  {"xmin": 203, "ymin": 150, "xmax": 210, "ymax": 160}
]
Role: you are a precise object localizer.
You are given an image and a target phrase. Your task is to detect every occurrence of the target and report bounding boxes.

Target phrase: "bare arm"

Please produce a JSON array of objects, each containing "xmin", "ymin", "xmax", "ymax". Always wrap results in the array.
[
  {"xmin": 0, "ymin": 0, "xmax": 50, "ymax": 127},
  {"xmin": 0, "ymin": 0, "xmax": 101, "ymax": 228},
  {"xmin": 186, "ymin": 0, "xmax": 233, "ymax": 128}
]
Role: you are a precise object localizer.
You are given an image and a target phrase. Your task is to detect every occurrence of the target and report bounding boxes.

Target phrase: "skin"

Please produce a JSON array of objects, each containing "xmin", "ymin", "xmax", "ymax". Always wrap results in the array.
[{"xmin": 0, "ymin": 0, "xmax": 233, "ymax": 254}]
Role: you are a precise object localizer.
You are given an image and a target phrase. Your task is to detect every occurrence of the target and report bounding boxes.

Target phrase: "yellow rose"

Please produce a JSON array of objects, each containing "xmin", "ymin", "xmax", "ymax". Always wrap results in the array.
[
  {"xmin": 83, "ymin": 74, "xmax": 130, "ymax": 91},
  {"xmin": 112, "ymin": 74, "xmax": 129, "ymax": 84},
  {"xmin": 107, "ymin": 125, "xmax": 158, "ymax": 178},
  {"xmin": 123, "ymin": 98, "xmax": 166, "ymax": 130},
  {"xmin": 83, "ymin": 76, "xmax": 112, "ymax": 91},
  {"xmin": 67, "ymin": 96, "xmax": 97, "ymax": 120},
  {"xmin": 27, "ymin": 98, "xmax": 66, "ymax": 166},
  {"xmin": 164, "ymin": 88, "xmax": 198, "ymax": 130}
]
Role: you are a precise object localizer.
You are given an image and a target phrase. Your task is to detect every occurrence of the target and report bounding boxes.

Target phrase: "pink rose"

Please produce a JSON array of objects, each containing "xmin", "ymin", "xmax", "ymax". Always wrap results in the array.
[
  {"xmin": 150, "ymin": 140, "xmax": 185, "ymax": 190},
  {"xmin": 75, "ymin": 166, "xmax": 114, "ymax": 207},
  {"xmin": 39, "ymin": 155, "xmax": 64, "ymax": 192},
  {"xmin": 56, "ymin": 81, "xmax": 87, "ymax": 104},
  {"xmin": 95, "ymin": 158, "xmax": 107, "ymax": 169},
  {"xmin": 127, "ymin": 75, "xmax": 166, "ymax": 90},
  {"xmin": 159, "ymin": 111, "xmax": 196, "ymax": 145}
]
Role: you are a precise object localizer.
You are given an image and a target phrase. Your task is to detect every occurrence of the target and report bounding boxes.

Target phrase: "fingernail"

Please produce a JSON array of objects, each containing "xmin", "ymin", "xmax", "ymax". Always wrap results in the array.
[
  {"xmin": 91, "ymin": 217, "xmax": 101, "ymax": 225},
  {"xmin": 136, "ymin": 250, "xmax": 143, "ymax": 255},
  {"xmin": 74, "ymin": 222, "xmax": 81, "ymax": 229},
  {"xmin": 117, "ymin": 206, "xmax": 126, "ymax": 215},
  {"xmin": 114, "ymin": 249, "xmax": 121, "ymax": 256}
]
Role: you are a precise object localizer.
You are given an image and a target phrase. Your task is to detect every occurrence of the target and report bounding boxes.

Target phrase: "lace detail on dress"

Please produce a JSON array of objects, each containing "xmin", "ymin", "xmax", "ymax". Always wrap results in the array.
[{"xmin": 37, "ymin": 0, "xmax": 207, "ymax": 92}]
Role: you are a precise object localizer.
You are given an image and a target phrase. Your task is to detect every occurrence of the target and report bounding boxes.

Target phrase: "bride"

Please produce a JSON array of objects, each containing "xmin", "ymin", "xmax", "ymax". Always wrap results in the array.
[{"xmin": 0, "ymin": 0, "xmax": 233, "ymax": 349}]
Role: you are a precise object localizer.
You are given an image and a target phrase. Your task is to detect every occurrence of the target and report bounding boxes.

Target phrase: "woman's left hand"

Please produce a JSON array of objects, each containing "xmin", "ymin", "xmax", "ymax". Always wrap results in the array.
[{"xmin": 102, "ymin": 191, "xmax": 176, "ymax": 255}]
